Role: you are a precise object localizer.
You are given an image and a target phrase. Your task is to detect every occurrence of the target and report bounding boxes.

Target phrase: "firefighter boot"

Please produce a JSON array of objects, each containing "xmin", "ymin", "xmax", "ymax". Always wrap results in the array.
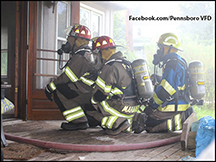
[
  {"xmin": 61, "ymin": 122, "xmax": 89, "ymax": 131},
  {"xmin": 184, "ymin": 107, "xmax": 194, "ymax": 119},
  {"xmin": 105, "ymin": 120, "xmax": 130, "ymax": 136}
]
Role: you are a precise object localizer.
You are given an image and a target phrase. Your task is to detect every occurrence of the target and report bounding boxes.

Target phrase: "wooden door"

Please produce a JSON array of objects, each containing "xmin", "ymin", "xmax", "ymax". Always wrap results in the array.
[
  {"xmin": 27, "ymin": 1, "xmax": 62, "ymax": 120},
  {"xmin": 27, "ymin": 1, "xmax": 80, "ymax": 120}
]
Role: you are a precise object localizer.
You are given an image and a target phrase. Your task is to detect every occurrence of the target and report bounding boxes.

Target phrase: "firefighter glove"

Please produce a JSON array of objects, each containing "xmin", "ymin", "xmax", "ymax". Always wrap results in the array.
[
  {"xmin": 45, "ymin": 84, "xmax": 53, "ymax": 101},
  {"xmin": 132, "ymin": 112, "xmax": 148, "ymax": 134}
]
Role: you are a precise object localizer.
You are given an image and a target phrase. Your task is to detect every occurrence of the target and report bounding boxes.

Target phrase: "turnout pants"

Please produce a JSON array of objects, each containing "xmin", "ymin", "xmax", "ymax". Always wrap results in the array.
[
  {"xmin": 144, "ymin": 106, "xmax": 194, "ymax": 133},
  {"xmin": 53, "ymin": 89, "xmax": 100, "ymax": 126},
  {"xmin": 95, "ymin": 98, "xmax": 140, "ymax": 131}
]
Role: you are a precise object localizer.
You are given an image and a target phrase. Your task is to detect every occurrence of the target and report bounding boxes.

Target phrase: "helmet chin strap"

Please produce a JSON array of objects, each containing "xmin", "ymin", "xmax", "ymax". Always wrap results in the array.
[{"xmin": 167, "ymin": 45, "xmax": 173, "ymax": 54}]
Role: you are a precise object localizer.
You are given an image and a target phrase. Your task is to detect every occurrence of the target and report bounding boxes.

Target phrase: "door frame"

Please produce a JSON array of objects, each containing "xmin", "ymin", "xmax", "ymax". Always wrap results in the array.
[{"xmin": 27, "ymin": 1, "xmax": 81, "ymax": 120}]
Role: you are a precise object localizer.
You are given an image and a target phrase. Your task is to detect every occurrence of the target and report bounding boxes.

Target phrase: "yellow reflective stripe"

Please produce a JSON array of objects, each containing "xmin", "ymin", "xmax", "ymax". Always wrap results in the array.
[
  {"xmin": 167, "ymin": 119, "xmax": 172, "ymax": 131},
  {"xmin": 139, "ymin": 106, "xmax": 145, "ymax": 112},
  {"xmin": 106, "ymin": 116, "xmax": 118, "ymax": 129},
  {"xmin": 110, "ymin": 87, "xmax": 123, "ymax": 95},
  {"xmin": 178, "ymin": 84, "xmax": 185, "ymax": 91},
  {"xmin": 122, "ymin": 105, "xmax": 140, "ymax": 113},
  {"xmin": 63, "ymin": 106, "xmax": 82, "ymax": 116},
  {"xmin": 175, "ymin": 114, "xmax": 182, "ymax": 130},
  {"xmin": 82, "ymin": 72, "xmax": 90, "ymax": 77},
  {"xmin": 161, "ymin": 79, "xmax": 176, "ymax": 96},
  {"xmin": 101, "ymin": 101, "xmax": 133, "ymax": 118},
  {"xmin": 107, "ymin": 87, "xmax": 123, "ymax": 99},
  {"xmin": 158, "ymin": 104, "xmax": 190, "ymax": 112},
  {"xmin": 49, "ymin": 82, "xmax": 56, "ymax": 91},
  {"xmin": 65, "ymin": 111, "xmax": 85, "ymax": 122},
  {"xmin": 65, "ymin": 66, "xmax": 78, "ymax": 82},
  {"xmin": 63, "ymin": 106, "xmax": 85, "ymax": 122},
  {"xmin": 80, "ymin": 76, "xmax": 94, "ymax": 86},
  {"xmin": 91, "ymin": 97, "xmax": 98, "ymax": 105},
  {"xmin": 126, "ymin": 118, "xmax": 133, "ymax": 132},
  {"xmin": 153, "ymin": 93, "xmax": 163, "ymax": 105},
  {"xmin": 101, "ymin": 117, "xmax": 108, "ymax": 128},
  {"xmin": 96, "ymin": 76, "xmax": 112, "ymax": 93},
  {"xmin": 80, "ymin": 72, "xmax": 95, "ymax": 86},
  {"xmin": 107, "ymin": 93, "xmax": 113, "ymax": 98}
]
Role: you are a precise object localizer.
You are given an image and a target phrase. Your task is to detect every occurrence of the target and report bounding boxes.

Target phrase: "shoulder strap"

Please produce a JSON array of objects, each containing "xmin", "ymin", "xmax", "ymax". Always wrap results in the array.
[
  {"xmin": 75, "ymin": 48, "xmax": 91, "ymax": 55},
  {"xmin": 105, "ymin": 57, "xmax": 131, "ymax": 66}
]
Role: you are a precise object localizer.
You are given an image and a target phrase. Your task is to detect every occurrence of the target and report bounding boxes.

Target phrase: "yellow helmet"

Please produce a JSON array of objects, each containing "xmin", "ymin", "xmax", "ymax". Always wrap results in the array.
[{"xmin": 157, "ymin": 33, "xmax": 183, "ymax": 51}]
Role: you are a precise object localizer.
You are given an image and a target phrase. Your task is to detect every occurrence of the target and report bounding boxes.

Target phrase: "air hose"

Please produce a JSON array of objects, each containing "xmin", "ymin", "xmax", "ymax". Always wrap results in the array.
[{"xmin": 5, "ymin": 133, "xmax": 181, "ymax": 152}]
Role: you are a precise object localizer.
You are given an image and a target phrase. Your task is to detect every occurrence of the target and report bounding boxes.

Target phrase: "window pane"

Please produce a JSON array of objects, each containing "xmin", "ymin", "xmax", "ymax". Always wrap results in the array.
[
  {"xmin": 92, "ymin": 14, "xmax": 100, "ymax": 37},
  {"xmin": 36, "ymin": 2, "xmax": 70, "ymax": 89},
  {"xmin": 1, "ymin": 50, "xmax": 8, "ymax": 76},
  {"xmin": 57, "ymin": 40, "xmax": 69, "ymax": 75},
  {"xmin": 58, "ymin": 2, "xmax": 67, "ymax": 38},
  {"xmin": 1, "ymin": 27, "xmax": 8, "ymax": 77},
  {"xmin": 36, "ymin": 59, "xmax": 57, "ymax": 89},
  {"xmin": 80, "ymin": 8, "xmax": 90, "ymax": 27}
]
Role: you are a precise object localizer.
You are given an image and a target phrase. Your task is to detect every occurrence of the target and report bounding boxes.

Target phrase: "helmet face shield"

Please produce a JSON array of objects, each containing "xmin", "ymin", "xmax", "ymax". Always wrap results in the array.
[{"xmin": 64, "ymin": 26, "xmax": 73, "ymax": 37}]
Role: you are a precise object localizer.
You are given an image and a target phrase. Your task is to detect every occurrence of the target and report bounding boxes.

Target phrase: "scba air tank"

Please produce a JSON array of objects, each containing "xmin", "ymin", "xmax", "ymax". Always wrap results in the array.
[
  {"xmin": 189, "ymin": 60, "xmax": 205, "ymax": 99},
  {"xmin": 131, "ymin": 59, "xmax": 154, "ymax": 100}
]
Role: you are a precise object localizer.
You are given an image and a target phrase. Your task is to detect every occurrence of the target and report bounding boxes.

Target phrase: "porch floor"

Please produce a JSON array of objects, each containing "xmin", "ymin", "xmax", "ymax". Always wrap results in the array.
[{"xmin": 1, "ymin": 119, "xmax": 195, "ymax": 161}]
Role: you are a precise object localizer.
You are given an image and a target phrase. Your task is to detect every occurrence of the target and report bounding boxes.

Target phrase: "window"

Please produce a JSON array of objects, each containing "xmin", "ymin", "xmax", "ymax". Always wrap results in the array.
[
  {"xmin": 56, "ymin": 1, "xmax": 70, "ymax": 75},
  {"xmin": 36, "ymin": 1, "xmax": 71, "ymax": 89},
  {"xmin": 1, "ymin": 27, "xmax": 8, "ymax": 77},
  {"xmin": 80, "ymin": 3, "xmax": 104, "ymax": 38}
]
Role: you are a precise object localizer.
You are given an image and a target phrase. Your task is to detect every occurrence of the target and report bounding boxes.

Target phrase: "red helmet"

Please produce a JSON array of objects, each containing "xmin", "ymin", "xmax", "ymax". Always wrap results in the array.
[
  {"xmin": 68, "ymin": 24, "xmax": 91, "ymax": 40},
  {"xmin": 93, "ymin": 36, "xmax": 116, "ymax": 50}
]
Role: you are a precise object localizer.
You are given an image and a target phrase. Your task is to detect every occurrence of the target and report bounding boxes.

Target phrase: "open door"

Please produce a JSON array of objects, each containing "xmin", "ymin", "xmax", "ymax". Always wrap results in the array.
[{"xmin": 27, "ymin": 1, "xmax": 77, "ymax": 120}]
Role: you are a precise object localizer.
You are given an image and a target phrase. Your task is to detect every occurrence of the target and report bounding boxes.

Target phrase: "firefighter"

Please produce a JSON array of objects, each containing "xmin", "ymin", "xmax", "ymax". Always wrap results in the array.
[
  {"xmin": 144, "ymin": 33, "xmax": 194, "ymax": 133},
  {"xmin": 91, "ymin": 36, "xmax": 147, "ymax": 135},
  {"xmin": 44, "ymin": 24, "xmax": 102, "ymax": 130}
]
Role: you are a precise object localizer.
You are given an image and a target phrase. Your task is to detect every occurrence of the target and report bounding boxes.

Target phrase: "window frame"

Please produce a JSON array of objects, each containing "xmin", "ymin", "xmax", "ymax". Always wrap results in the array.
[
  {"xmin": 56, "ymin": 1, "xmax": 71, "ymax": 75},
  {"xmin": 80, "ymin": 3, "xmax": 104, "ymax": 38}
]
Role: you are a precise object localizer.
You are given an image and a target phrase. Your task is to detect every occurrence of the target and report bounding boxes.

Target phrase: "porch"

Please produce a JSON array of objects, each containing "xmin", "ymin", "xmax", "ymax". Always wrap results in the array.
[{"xmin": 1, "ymin": 119, "xmax": 195, "ymax": 161}]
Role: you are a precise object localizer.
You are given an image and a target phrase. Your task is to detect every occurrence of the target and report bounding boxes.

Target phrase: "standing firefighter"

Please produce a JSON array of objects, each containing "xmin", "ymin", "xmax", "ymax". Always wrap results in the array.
[
  {"xmin": 44, "ymin": 24, "xmax": 102, "ymax": 130},
  {"xmin": 91, "ymin": 36, "xmax": 148, "ymax": 135},
  {"xmin": 144, "ymin": 33, "xmax": 194, "ymax": 133}
]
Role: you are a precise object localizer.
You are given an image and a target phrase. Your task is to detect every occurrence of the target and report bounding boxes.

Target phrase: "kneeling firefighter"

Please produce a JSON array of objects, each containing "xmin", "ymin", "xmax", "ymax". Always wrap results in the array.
[
  {"xmin": 45, "ymin": 24, "xmax": 103, "ymax": 130},
  {"xmin": 144, "ymin": 33, "xmax": 198, "ymax": 133},
  {"xmin": 90, "ymin": 36, "xmax": 148, "ymax": 135}
]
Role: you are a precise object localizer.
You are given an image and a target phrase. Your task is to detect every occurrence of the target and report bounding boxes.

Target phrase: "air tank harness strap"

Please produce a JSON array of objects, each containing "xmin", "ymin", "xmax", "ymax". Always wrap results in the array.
[{"xmin": 162, "ymin": 56, "xmax": 188, "ymax": 111}]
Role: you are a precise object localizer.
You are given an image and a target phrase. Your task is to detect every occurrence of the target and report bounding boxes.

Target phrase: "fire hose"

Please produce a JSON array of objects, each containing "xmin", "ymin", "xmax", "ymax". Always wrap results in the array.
[{"xmin": 5, "ymin": 133, "xmax": 181, "ymax": 152}]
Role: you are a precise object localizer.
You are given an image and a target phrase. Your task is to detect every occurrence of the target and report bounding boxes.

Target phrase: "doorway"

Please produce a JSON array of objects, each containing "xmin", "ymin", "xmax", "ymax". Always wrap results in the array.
[
  {"xmin": 1, "ymin": 1, "xmax": 16, "ymax": 119},
  {"xmin": 1, "ymin": 1, "xmax": 28, "ymax": 120}
]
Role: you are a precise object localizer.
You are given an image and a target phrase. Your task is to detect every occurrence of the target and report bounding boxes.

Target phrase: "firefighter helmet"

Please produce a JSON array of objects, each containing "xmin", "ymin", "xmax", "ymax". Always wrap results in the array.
[
  {"xmin": 65, "ymin": 24, "xmax": 91, "ymax": 40},
  {"xmin": 93, "ymin": 36, "xmax": 116, "ymax": 51},
  {"xmin": 157, "ymin": 33, "xmax": 183, "ymax": 51}
]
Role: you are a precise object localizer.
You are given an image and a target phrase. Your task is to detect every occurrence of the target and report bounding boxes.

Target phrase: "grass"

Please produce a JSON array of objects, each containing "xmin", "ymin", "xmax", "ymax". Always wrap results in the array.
[{"xmin": 193, "ymin": 104, "xmax": 215, "ymax": 120}]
